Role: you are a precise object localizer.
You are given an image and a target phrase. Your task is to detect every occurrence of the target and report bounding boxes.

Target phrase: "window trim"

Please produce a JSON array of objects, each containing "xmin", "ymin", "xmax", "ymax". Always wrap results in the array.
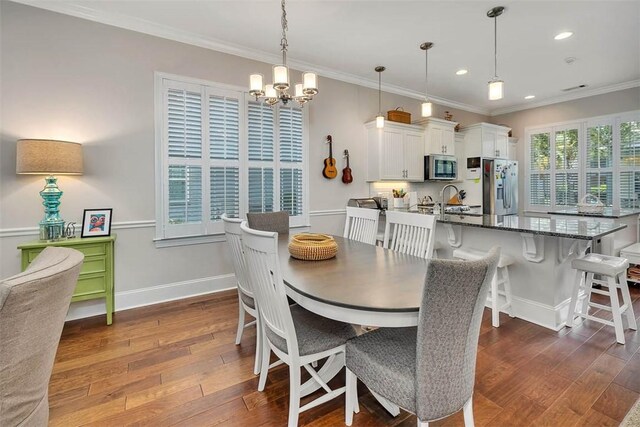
[
  {"xmin": 154, "ymin": 72, "xmax": 310, "ymax": 244},
  {"xmin": 525, "ymin": 110, "xmax": 640, "ymax": 212}
]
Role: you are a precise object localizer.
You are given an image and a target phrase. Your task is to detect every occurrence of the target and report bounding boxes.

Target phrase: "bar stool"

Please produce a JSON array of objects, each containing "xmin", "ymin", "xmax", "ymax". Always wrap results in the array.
[
  {"xmin": 453, "ymin": 247, "xmax": 514, "ymax": 327},
  {"xmin": 567, "ymin": 253, "xmax": 637, "ymax": 344}
]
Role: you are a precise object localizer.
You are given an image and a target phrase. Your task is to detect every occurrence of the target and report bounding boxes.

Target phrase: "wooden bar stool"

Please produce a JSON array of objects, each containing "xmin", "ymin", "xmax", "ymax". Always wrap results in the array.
[
  {"xmin": 453, "ymin": 247, "xmax": 514, "ymax": 327},
  {"xmin": 567, "ymin": 253, "xmax": 637, "ymax": 344}
]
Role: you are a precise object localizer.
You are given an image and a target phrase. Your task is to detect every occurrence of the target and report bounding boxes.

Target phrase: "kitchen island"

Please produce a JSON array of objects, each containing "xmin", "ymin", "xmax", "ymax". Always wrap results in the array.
[
  {"xmin": 425, "ymin": 212, "xmax": 628, "ymax": 330},
  {"xmin": 547, "ymin": 208, "xmax": 639, "ymax": 256}
]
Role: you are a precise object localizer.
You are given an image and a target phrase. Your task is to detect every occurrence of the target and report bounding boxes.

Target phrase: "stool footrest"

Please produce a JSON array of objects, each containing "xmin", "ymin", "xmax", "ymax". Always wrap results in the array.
[
  {"xmin": 590, "ymin": 288, "xmax": 611, "ymax": 296},
  {"xmin": 588, "ymin": 302, "xmax": 612, "ymax": 311},
  {"xmin": 575, "ymin": 313, "xmax": 615, "ymax": 327}
]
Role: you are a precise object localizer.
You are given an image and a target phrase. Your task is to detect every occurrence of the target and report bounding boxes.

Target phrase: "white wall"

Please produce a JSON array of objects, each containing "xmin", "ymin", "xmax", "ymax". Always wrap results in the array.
[
  {"xmin": 0, "ymin": 2, "xmax": 487, "ymax": 318},
  {"xmin": 491, "ymin": 87, "xmax": 640, "ymax": 213}
]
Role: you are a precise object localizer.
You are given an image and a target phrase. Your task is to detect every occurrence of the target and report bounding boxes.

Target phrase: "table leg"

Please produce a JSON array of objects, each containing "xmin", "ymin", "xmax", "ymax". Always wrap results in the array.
[{"xmin": 300, "ymin": 353, "xmax": 344, "ymax": 397}]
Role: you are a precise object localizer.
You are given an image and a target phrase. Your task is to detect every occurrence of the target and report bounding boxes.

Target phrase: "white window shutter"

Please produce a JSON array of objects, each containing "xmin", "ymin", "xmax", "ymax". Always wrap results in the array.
[
  {"xmin": 167, "ymin": 89, "xmax": 202, "ymax": 158},
  {"xmin": 619, "ymin": 119, "xmax": 640, "ymax": 208},
  {"xmin": 528, "ymin": 131, "xmax": 551, "ymax": 207},
  {"xmin": 248, "ymin": 167, "xmax": 274, "ymax": 213}
]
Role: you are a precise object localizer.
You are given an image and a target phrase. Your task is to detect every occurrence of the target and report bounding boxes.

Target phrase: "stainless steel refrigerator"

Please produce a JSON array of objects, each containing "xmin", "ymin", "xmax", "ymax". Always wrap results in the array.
[{"xmin": 483, "ymin": 159, "xmax": 518, "ymax": 215}]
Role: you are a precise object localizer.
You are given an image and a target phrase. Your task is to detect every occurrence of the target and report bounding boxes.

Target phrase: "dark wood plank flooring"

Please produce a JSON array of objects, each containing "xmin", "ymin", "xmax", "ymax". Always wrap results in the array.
[{"xmin": 49, "ymin": 285, "xmax": 640, "ymax": 426}]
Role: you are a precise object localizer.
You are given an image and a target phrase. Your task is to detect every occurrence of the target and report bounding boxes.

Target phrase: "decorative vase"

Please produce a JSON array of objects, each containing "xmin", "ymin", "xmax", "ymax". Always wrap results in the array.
[{"xmin": 393, "ymin": 198, "xmax": 405, "ymax": 208}]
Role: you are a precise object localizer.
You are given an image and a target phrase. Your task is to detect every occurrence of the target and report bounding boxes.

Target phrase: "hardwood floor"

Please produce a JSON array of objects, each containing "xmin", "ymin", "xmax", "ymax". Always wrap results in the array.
[{"xmin": 49, "ymin": 286, "xmax": 640, "ymax": 426}]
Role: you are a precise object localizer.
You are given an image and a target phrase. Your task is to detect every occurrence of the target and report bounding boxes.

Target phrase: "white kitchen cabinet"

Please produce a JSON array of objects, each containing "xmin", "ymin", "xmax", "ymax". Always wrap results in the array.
[
  {"xmin": 415, "ymin": 117, "xmax": 457, "ymax": 156},
  {"xmin": 507, "ymin": 137, "xmax": 518, "ymax": 161},
  {"xmin": 461, "ymin": 122, "xmax": 511, "ymax": 159},
  {"xmin": 366, "ymin": 121, "xmax": 425, "ymax": 182}
]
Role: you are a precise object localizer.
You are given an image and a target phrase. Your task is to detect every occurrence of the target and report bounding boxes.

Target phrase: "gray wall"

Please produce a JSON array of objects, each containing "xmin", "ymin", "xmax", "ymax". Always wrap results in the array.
[
  {"xmin": 0, "ymin": 2, "xmax": 487, "ymax": 317},
  {"xmin": 491, "ymin": 87, "xmax": 640, "ymax": 212}
]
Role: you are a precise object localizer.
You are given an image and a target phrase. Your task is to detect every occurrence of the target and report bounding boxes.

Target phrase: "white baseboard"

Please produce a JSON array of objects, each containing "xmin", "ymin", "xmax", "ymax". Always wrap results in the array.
[
  {"xmin": 509, "ymin": 295, "xmax": 573, "ymax": 331},
  {"xmin": 65, "ymin": 273, "xmax": 237, "ymax": 322}
]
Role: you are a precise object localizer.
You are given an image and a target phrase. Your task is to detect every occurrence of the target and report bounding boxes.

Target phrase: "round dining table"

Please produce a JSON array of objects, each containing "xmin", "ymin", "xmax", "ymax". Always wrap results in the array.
[{"xmin": 278, "ymin": 235, "xmax": 428, "ymax": 327}]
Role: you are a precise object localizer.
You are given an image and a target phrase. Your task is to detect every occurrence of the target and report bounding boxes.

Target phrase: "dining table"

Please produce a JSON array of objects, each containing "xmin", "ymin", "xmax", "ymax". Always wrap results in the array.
[{"xmin": 277, "ymin": 234, "xmax": 429, "ymax": 415}]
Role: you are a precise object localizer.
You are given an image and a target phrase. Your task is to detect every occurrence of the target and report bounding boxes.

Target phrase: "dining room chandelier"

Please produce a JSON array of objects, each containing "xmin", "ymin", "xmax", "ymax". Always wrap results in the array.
[
  {"xmin": 249, "ymin": 0, "xmax": 318, "ymax": 107},
  {"xmin": 420, "ymin": 42, "xmax": 433, "ymax": 117},
  {"xmin": 487, "ymin": 6, "xmax": 505, "ymax": 100}
]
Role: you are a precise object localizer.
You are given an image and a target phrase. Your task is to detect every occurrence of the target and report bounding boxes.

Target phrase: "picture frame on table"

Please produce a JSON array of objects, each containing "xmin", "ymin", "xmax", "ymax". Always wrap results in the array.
[{"xmin": 81, "ymin": 208, "xmax": 113, "ymax": 238}]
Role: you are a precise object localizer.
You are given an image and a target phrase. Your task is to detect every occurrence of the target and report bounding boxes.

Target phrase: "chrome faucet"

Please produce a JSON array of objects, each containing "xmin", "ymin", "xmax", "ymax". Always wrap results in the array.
[{"xmin": 440, "ymin": 184, "xmax": 459, "ymax": 220}]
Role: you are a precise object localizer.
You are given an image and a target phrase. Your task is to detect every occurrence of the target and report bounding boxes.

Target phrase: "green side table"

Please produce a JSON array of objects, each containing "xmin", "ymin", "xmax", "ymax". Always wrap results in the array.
[{"xmin": 18, "ymin": 235, "xmax": 116, "ymax": 325}]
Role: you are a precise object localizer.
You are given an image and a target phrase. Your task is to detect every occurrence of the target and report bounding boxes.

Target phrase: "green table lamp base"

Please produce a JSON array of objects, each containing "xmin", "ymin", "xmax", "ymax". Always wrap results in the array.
[{"xmin": 39, "ymin": 175, "xmax": 65, "ymax": 241}]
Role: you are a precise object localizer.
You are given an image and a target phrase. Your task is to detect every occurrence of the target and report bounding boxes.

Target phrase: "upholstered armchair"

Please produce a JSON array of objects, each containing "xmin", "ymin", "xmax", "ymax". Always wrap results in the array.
[{"xmin": 0, "ymin": 247, "xmax": 84, "ymax": 426}]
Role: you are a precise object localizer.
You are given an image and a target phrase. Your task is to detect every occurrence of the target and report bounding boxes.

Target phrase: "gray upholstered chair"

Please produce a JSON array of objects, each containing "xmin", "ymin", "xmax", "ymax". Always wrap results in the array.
[
  {"xmin": 344, "ymin": 247, "xmax": 500, "ymax": 427},
  {"xmin": 0, "ymin": 247, "xmax": 84, "ymax": 427},
  {"xmin": 246, "ymin": 211, "xmax": 290, "ymax": 235},
  {"xmin": 240, "ymin": 222, "xmax": 356, "ymax": 427}
]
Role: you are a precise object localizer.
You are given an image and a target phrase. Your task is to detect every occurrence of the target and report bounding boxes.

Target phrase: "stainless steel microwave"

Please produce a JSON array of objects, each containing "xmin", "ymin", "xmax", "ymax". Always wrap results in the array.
[{"xmin": 424, "ymin": 155, "xmax": 458, "ymax": 181}]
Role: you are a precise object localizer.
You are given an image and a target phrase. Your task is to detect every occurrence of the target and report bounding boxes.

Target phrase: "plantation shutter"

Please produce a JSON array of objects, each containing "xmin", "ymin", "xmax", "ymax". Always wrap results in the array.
[
  {"xmin": 279, "ymin": 106, "xmax": 304, "ymax": 217},
  {"xmin": 619, "ymin": 119, "xmax": 640, "ymax": 208},
  {"xmin": 554, "ymin": 128, "xmax": 579, "ymax": 207},
  {"xmin": 528, "ymin": 131, "xmax": 551, "ymax": 207},
  {"xmin": 586, "ymin": 123, "xmax": 613, "ymax": 206},
  {"xmin": 209, "ymin": 93, "xmax": 241, "ymax": 224},
  {"xmin": 247, "ymin": 101, "xmax": 276, "ymax": 213},
  {"xmin": 164, "ymin": 82, "xmax": 205, "ymax": 237}
]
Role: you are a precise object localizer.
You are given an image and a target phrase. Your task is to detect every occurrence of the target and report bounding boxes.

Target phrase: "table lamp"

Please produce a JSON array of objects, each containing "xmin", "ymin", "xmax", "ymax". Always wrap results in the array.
[{"xmin": 16, "ymin": 139, "xmax": 84, "ymax": 240}]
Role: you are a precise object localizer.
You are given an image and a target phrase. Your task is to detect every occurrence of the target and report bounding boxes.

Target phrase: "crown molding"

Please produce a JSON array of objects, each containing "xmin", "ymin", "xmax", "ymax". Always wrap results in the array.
[
  {"xmin": 490, "ymin": 80, "xmax": 640, "ymax": 117},
  {"xmin": 11, "ymin": 0, "xmax": 490, "ymax": 116}
]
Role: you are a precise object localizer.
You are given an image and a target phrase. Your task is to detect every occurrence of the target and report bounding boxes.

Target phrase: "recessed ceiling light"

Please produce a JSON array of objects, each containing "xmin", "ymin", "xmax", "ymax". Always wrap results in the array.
[
  {"xmin": 524, "ymin": 95, "xmax": 535, "ymax": 100},
  {"xmin": 456, "ymin": 69, "xmax": 468, "ymax": 75},
  {"xmin": 554, "ymin": 31, "xmax": 573, "ymax": 40}
]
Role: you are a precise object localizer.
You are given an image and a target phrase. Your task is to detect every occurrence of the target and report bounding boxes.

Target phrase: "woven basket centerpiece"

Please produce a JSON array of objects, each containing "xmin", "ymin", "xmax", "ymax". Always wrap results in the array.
[{"xmin": 288, "ymin": 233, "xmax": 338, "ymax": 261}]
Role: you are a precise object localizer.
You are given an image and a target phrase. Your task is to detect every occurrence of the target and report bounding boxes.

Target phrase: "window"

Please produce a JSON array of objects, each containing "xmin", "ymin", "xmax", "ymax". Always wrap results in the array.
[
  {"xmin": 525, "ymin": 111, "xmax": 640, "ymax": 211},
  {"xmin": 156, "ymin": 73, "xmax": 308, "ymax": 241},
  {"xmin": 528, "ymin": 130, "xmax": 551, "ymax": 208},
  {"xmin": 620, "ymin": 117, "xmax": 640, "ymax": 208}
]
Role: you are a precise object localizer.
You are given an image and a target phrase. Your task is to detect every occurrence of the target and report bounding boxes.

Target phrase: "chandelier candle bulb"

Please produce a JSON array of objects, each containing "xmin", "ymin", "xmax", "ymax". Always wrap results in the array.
[
  {"xmin": 273, "ymin": 65, "xmax": 289, "ymax": 90},
  {"xmin": 302, "ymin": 72, "xmax": 318, "ymax": 95},
  {"xmin": 265, "ymin": 84, "xmax": 277, "ymax": 99},
  {"xmin": 249, "ymin": 74, "xmax": 264, "ymax": 95}
]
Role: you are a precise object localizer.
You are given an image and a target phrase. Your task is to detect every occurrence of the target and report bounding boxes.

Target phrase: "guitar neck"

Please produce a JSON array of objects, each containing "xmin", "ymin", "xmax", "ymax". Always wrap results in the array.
[{"xmin": 329, "ymin": 141, "xmax": 333, "ymax": 158}]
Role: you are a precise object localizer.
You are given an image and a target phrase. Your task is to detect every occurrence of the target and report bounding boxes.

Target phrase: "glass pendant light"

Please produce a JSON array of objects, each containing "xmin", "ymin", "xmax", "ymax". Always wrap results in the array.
[
  {"xmin": 375, "ymin": 66, "xmax": 385, "ymax": 128},
  {"xmin": 420, "ymin": 42, "xmax": 433, "ymax": 117},
  {"xmin": 487, "ymin": 6, "xmax": 505, "ymax": 101}
]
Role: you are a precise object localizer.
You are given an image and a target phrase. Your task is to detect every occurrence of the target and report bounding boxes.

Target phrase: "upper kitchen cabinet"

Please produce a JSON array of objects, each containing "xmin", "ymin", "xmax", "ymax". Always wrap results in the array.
[
  {"xmin": 461, "ymin": 123, "xmax": 511, "ymax": 159},
  {"xmin": 507, "ymin": 137, "xmax": 518, "ymax": 161},
  {"xmin": 415, "ymin": 117, "xmax": 457, "ymax": 156},
  {"xmin": 366, "ymin": 121, "xmax": 425, "ymax": 182}
]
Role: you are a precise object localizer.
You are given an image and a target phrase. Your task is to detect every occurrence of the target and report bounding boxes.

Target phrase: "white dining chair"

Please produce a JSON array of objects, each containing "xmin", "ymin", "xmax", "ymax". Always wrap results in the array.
[
  {"xmin": 222, "ymin": 214, "xmax": 262, "ymax": 375},
  {"xmin": 345, "ymin": 248, "xmax": 500, "ymax": 427},
  {"xmin": 240, "ymin": 222, "xmax": 357, "ymax": 427},
  {"xmin": 383, "ymin": 210, "xmax": 437, "ymax": 259},
  {"xmin": 343, "ymin": 206, "xmax": 380, "ymax": 245}
]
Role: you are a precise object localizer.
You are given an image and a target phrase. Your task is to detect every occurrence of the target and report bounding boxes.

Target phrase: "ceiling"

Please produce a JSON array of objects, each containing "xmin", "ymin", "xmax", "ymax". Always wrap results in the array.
[{"xmin": 14, "ymin": 0, "xmax": 640, "ymax": 115}]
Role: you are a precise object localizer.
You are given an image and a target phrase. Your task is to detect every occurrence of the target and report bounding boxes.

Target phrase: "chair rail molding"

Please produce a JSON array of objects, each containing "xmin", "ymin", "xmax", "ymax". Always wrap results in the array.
[{"xmin": 0, "ymin": 220, "xmax": 156, "ymax": 239}]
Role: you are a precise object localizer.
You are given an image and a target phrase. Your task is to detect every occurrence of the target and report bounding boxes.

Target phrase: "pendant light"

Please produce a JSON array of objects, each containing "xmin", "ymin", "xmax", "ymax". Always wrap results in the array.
[
  {"xmin": 487, "ymin": 6, "xmax": 505, "ymax": 101},
  {"xmin": 375, "ymin": 66, "xmax": 386, "ymax": 128},
  {"xmin": 420, "ymin": 42, "xmax": 433, "ymax": 117}
]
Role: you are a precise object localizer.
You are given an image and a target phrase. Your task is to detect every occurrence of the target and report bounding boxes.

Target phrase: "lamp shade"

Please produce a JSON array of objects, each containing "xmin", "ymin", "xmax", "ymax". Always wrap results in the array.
[{"xmin": 16, "ymin": 139, "xmax": 83, "ymax": 175}]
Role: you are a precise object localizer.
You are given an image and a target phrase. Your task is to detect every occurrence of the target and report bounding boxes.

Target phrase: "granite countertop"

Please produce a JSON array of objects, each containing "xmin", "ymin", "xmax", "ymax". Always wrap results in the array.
[
  {"xmin": 547, "ymin": 208, "xmax": 640, "ymax": 219},
  {"xmin": 436, "ymin": 214, "xmax": 627, "ymax": 240}
]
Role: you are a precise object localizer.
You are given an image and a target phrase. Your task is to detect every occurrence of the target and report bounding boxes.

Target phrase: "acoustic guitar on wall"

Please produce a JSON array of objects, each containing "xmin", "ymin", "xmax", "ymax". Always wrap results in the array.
[
  {"xmin": 341, "ymin": 149, "xmax": 353, "ymax": 184},
  {"xmin": 322, "ymin": 135, "xmax": 338, "ymax": 179}
]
